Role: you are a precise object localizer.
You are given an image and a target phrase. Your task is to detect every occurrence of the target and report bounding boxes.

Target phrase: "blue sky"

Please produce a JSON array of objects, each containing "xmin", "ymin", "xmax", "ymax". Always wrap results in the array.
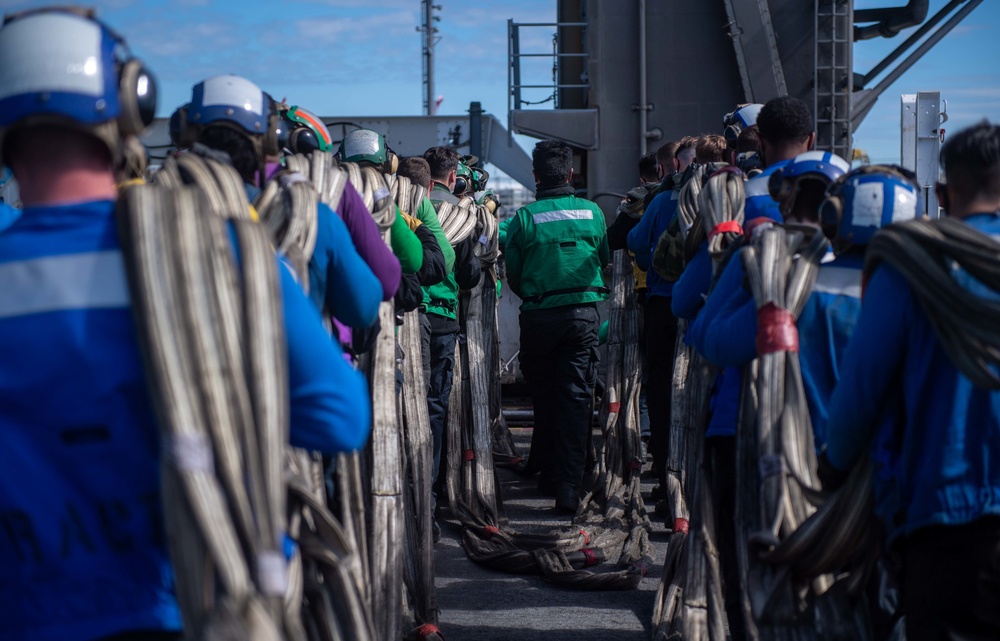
[{"xmin": 2, "ymin": 0, "xmax": 997, "ymax": 166}]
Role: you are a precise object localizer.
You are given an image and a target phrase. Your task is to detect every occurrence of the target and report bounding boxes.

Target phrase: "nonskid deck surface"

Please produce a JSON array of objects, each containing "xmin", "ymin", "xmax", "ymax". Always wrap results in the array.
[{"xmin": 434, "ymin": 425, "xmax": 672, "ymax": 641}]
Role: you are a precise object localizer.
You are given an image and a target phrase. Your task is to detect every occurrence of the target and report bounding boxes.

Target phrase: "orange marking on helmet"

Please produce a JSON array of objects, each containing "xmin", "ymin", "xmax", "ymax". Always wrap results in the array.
[{"xmin": 295, "ymin": 109, "xmax": 331, "ymax": 146}]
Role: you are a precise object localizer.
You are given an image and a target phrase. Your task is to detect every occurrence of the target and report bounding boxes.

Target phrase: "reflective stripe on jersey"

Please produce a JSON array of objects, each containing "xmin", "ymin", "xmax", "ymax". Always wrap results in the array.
[
  {"xmin": 532, "ymin": 209, "xmax": 595, "ymax": 224},
  {"xmin": 812, "ymin": 265, "xmax": 862, "ymax": 299},
  {"xmin": 0, "ymin": 250, "xmax": 128, "ymax": 319}
]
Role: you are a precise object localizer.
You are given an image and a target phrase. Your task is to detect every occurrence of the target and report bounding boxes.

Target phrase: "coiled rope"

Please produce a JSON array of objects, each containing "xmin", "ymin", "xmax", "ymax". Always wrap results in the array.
[
  {"xmin": 738, "ymin": 226, "xmax": 836, "ymax": 637},
  {"xmin": 679, "ymin": 162, "xmax": 742, "ymax": 264},
  {"xmin": 388, "ymin": 173, "xmax": 427, "ymax": 221},
  {"xmin": 652, "ymin": 164, "xmax": 746, "ymax": 640},
  {"xmin": 397, "ymin": 307, "xmax": 441, "ymax": 636},
  {"xmin": 677, "ymin": 165, "xmax": 706, "ymax": 243},
  {"xmin": 347, "ymin": 163, "xmax": 395, "ymax": 232},
  {"xmin": 700, "ymin": 167, "xmax": 746, "ymax": 270},
  {"xmin": 435, "ymin": 196, "xmax": 500, "ymax": 266},
  {"xmin": 865, "ymin": 217, "xmax": 1000, "ymax": 389},
  {"xmin": 119, "ymin": 168, "xmax": 291, "ymax": 639},
  {"xmin": 651, "ymin": 318, "xmax": 692, "ymax": 639},
  {"xmin": 279, "ymin": 152, "xmax": 395, "ymax": 233},
  {"xmin": 145, "ymin": 153, "xmax": 375, "ymax": 641},
  {"xmin": 254, "ymin": 169, "xmax": 319, "ymax": 289}
]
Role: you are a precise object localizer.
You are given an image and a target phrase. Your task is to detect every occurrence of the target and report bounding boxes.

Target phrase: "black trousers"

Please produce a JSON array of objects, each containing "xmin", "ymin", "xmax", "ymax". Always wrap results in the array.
[
  {"xmin": 420, "ymin": 313, "xmax": 458, "ymax": 489},
  {"xmin": 644, "ymin": 295, "xmax": 678, "ymax": 486},
  {"xmin": 519, "ymin": 304, "xmax": 599, "ymax": 490},
  {"xmin": 706, "ymin": 435, "xmax": 745, "ymax": 641},
  {"xmin": 902, "ymin": 516, "xmax": 1000, "ymax": 641}
]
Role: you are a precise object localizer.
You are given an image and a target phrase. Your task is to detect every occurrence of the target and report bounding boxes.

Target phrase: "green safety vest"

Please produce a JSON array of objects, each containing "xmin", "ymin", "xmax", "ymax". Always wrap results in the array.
[
  {"xmin": 505, "ymin": 193, "xmax": 609, "ymax": 311},
  {"xmin": 422, "ymin": 184, "xmax": 463, "ymax": 320}
]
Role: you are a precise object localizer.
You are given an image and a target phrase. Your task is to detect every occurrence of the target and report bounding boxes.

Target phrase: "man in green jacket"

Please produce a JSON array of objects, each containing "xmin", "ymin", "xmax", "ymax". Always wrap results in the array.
[
  {"xmin": 505, "ymin": 139, "xmax": 609, "ymax": 513},
  {"xmin": 421, "ymin": 146, "xmax": 482, "ymax": 534}
]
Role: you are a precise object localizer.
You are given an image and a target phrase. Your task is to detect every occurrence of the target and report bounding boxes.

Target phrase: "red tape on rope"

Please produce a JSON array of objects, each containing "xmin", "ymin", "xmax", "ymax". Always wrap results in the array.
[
  {"xmin": 580, "ymin": 529, "xmax": 591, "ymax": 545},
  {"xmin": 416, "ymin": 623, "xmax": 443, "ymax": 640},
  {"xmin": 482, "ymin": 525, "xmax": 501, "ymax": 536},
  {"xmin": 708, "ymin": 220, "xmax": 743, "ymax": 240},
  {"xmin": 582, "ymin": 548, "xmax": 598, "ymax": 567},
  {"xmin": 609, "ymin": 401, "xmax": 620, "ymax": 414},
  {"xmin": 756, "ymin": 303, "xmax": 799, "ymax": 354},
  {"xmin": 743, "ymin": 216, "xmax": 778, "ymax": 240},
  {"xmin": 463, "ymin": 449, "xmax": 475, "ymax": 462},
  {"xmin": 673, "ymin": 518, "xmax": 689, "ymax": 534}
]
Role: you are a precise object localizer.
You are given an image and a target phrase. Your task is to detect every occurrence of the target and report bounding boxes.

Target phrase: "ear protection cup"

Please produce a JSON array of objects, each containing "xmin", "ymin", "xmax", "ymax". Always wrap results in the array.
[
  {"xmin": 387, "ymin": 149, "xmax": 399, "ymax": 175},
  {"xmin": 453, "ymin": 176, "xmax": 469, "ymax": 196},
  {"xmin": 168, "ymin": 103, "xmax": 198, "ymax": 149},
  {"xmin": 261, "ymin": 104, "xmax": 281, "ymax": 157},
  {"xmin": 819, "ymin": 176, "xmax": 846, "ymax": 232},
  {"xmin": 768, "ymin": 168, "xmax": 788, "ymax": 201},
  {"xmin": 117, "ymin": 58, "xmax": 157, "ymax": 138}
]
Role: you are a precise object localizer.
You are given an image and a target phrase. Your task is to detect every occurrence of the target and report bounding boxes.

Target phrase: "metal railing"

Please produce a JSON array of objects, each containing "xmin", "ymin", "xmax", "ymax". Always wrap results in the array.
[{"xmin": 507, "ymin": 20, "xmax": 589, "ymax": 115}]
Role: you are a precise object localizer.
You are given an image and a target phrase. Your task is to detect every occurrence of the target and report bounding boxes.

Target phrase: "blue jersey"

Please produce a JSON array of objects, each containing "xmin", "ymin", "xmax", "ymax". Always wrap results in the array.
[
  {"xmin": 672, "ymin": 242, "xmax": 735, "ymax": 438},
  {"xmin": 671, "ymin": 240, "xmax": 712, "ymax": 321},
  {"xmin": 0, "ymin": 200, "xmax": 371, "ymax": 641},
  {"xmin": 675, "ymin": 163, "xmax": 794, "ymax": 440},
  {"xmin": 688, "ymin": 246, "xmax": 862, "ymax": 449},
  {"xmin": 0, "ymin": 202, "xmax": 19, "ymax": 232},
  {"xmin": 626, "ymin": 189, "xmax": 678, "ymax": 298},
  {"xmin": 310, "ymin": 201, "xmax": 381, "ymax": 327},
  {"xmin": 827, "ymin": 213, "xmax": 1000, "ymax": 540}
]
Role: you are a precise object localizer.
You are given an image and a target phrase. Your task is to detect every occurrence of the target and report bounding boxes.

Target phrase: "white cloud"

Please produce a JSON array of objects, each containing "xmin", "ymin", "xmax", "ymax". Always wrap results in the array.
[
  {"xmin": 294, "ymin": 11, "xmax": 419, "ymax": 44},
  {"xmin": 299, "ymin": 0, "xmax": 414, "ymax": 7}
]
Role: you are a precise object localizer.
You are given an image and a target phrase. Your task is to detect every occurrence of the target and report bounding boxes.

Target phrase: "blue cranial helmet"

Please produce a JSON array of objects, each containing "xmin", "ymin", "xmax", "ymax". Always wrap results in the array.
[
  {"xmin": 170, "ymin": 75, "xmax": 280, "ymax": 156},
  {"xmin": 0, "ymin": 7, "xmax": 157, "ymax": 162},
  {"xmin": 723, "ymin": 103, "xmax": 763, "ymax": 147},
  {"xmin": 820, "ymin": 164, "xmax": 921, "ymax": 253},
  {"xmin": 768, "ymin": 150, "xmax": 851, "ymax": 216}
]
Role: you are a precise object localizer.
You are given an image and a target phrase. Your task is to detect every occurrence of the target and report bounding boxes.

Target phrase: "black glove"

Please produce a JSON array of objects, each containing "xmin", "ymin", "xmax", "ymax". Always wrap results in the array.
[{"xmin": 393, "ymin": 273, "xmax": 424, "ymax": 314}]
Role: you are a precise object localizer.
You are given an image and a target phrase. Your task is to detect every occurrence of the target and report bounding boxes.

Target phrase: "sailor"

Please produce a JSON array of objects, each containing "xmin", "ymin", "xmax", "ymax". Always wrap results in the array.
[
  {"xmin": 722, "ymin": 102, "xmax": 764, "ymax": 152},
  {"xmin": 733, "ymin": 125, "xmax": 764, "ymax": 177},
  {"xmin": 342, "ymin": 130, "xmax": 452, "ymax": 287},
  {"xmin": 395, "ymin": 155, "xmax": 451, "ymax": 311},
  {"xmin": 0, "ymin": 8, "xmax": 370, "ymax": 640},
  {"xmin": 625, "ymin": 136, "xmax": 697, "ymax": 502},
  {"xmin": 338, "ymin": 129, "xmax": 424, "ymax": 279},
  {"xmin": 823, "ymin": 121, "xmax": 1000, "ymax": 641},
  {"xmin": 684, "ymin": 96, "xmax": 818, "ymax": 361},
  {"xmin": 605, "ymin": 150, "xmax": 665, "ymax": 464},
  {"xmin": 275, "ymin": 108, "xmax": 403, "ymax": 305},
  {"xmin": 466, "ymin": 158, "xmax": 502, "ymax": 217},
  {"xmin": 421, "ymin": 145, "xmax": 482, "ymax": 528},
  {"xmin": 687, "ymin": 151, "xmax": 859, "ymax": 450},
  {"xmin": 695, "ymin": 133, "xmax": 728, "ymax": 164},
  {"xmin": 505, "ymin": 139, "xmax": 609, "ymax": 513},
  {"xmin": 171, "ymin": 75, "xmax": 382, "ymax": 329}
]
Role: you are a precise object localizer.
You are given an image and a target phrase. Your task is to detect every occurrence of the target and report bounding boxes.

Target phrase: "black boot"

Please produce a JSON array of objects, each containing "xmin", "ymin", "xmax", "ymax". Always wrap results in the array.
[{"xmin": 554, "ymin": 483, "xmax": 580, "ymax": 514}]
